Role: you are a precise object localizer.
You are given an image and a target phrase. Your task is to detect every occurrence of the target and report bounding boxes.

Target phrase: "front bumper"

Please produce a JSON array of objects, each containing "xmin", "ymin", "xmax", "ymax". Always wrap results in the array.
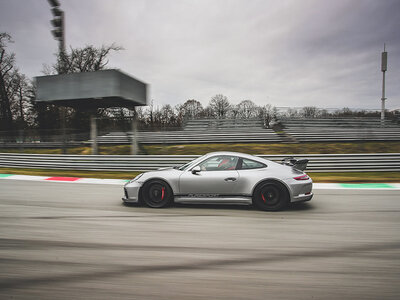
[{"xmin": 122, "ymin": 181, "xmax": 142, "ymax": 203}]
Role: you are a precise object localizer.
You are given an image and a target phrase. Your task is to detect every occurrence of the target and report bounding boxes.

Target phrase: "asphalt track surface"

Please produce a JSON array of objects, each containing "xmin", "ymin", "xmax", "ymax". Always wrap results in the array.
[{"xmin": 0, "ymin": 180, "xmax": 399, "ymax": 300}]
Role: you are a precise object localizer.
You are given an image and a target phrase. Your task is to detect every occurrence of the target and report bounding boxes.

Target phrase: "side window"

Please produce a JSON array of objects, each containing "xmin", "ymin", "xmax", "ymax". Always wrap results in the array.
[
  {"xmin": 239, "ymin": 158, "xmax": 266, "ymax": 170},
  {"xmin": 198, "ymin": 155, "xmax": 239, "ymax": 171}
]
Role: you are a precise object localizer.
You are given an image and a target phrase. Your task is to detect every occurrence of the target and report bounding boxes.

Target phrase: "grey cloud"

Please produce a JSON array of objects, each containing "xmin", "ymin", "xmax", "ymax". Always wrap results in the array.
[{"xmin": 0, "ymin": 0, "xmax": 398, "ymax": 109}]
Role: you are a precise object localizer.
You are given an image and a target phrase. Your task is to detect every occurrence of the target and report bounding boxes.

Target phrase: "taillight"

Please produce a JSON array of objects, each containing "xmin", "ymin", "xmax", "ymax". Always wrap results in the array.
[{"xmin": 294, "ymin": 174, "xmax": 309, "ymax": 180}]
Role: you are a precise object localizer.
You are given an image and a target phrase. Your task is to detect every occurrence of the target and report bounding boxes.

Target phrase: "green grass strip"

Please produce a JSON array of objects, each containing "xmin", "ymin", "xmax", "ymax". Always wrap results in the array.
[
  {"xmin": 0, "ymin": 174, "xmax": 14, "ymax": 178},
  {"xmin": 339, "ymin": 183, "xmax": 395, "ymax": 189}
]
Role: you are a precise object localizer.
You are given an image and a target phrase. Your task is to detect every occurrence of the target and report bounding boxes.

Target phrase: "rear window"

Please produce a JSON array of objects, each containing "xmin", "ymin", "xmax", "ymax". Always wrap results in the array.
[{"xmin": 239, "ymin": 158, "xmax": 266, "ymax": 170}]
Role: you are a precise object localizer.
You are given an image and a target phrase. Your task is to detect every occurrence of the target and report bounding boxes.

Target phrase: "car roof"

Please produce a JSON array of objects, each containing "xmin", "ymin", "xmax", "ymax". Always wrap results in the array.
[{"xmin": 205, "ymin": 151, "xmax": 265, "ymax": 162}]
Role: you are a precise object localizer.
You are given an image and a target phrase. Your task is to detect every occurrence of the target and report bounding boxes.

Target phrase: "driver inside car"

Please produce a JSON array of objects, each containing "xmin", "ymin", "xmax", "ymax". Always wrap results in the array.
[{"xmin": 217, "ymin": 157, "xmax": 236, "ymax": 170}]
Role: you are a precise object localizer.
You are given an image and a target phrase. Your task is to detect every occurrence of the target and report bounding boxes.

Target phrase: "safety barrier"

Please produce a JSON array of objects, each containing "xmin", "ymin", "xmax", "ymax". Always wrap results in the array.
[
  {"xmin": 279, "ymin": 118, "xmax": 400, "ymax": 142},
  {"xmin": 0, "ymin": 153, "xmax": 399, "ymax": 172}
]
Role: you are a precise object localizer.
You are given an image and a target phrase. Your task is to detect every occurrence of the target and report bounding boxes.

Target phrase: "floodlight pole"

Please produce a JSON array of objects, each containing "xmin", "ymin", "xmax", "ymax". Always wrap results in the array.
[
  {"xmin": 381, "ymin": 44, "xmax": 388, "ymax": 127},
  {"xmin": 59, "ymin": 10, "xmax": 66, "ymax": 154},
  {"xmin": 48, "ymin": 0, "xmax": 67, "ymax": 152},
  {"xmin": 59, "ymin": 11, "xmax": 66, "ymax": 54}
]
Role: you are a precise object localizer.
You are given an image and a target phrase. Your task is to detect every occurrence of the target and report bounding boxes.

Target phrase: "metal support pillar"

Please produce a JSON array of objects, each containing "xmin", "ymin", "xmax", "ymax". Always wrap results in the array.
[
  {"xmin": 131, "ymin": 107, "xmax": 138, "ymax": 155},
  {"xmin": 381, "ymin": 72, "xmax": 386, "ymax": 127},
  {"xmin": 60, "ymin": 107, "xmax": 67, "ymax": 154},
  {"xmin": 381, "ymin": 44, "xmax": 388, "ymax": 127},
  {"xmin": 18, "ymin": 129, "xmax": 23, "ymax": 153},
  {"xmin": 90, "ymin": 113, "xmax": 98, "ymax": 155}
]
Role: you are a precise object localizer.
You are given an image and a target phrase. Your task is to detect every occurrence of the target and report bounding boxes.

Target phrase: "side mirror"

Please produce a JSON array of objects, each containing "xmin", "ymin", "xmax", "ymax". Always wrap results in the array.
[{"xmin": 191, "ymin": 166, "xmax": 201, "ymax": 174}]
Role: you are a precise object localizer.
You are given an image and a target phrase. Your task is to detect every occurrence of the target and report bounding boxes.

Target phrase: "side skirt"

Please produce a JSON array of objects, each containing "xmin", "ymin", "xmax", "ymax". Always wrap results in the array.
[{"xmin": 174, "ymin": 195, "xmax": 252, "ymax": 205}]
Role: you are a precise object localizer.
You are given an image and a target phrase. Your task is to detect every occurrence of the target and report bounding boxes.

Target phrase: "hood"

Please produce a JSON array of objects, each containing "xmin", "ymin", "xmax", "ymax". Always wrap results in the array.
[
  {"xmin": 138, "ymin": 167, "xmax": 182, "ymax": 181},
  {"xmin": 157, "ymin": 167, "xmax": 175, "ymax": 171}
]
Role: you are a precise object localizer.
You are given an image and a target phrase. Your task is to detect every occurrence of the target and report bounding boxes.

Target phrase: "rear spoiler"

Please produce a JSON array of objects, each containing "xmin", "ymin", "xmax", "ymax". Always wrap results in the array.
[{"xmin": 281, "ymin": 157, "xmax": 309, "ymax": 171}]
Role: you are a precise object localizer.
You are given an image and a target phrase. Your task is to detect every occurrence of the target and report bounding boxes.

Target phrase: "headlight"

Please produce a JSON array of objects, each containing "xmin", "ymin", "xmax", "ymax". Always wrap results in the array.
[{"xmin": 130, "ymin": 173, "xmax": 143, "ymax": 183}]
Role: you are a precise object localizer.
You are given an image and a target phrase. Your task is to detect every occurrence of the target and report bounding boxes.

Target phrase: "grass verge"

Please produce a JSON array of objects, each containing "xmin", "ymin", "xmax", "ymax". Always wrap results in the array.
[
  {"xmin": 308, "ymin": 172, "xmax": 400, "ymax": 183},
  {"xmin": 0, "ymin": 168, "xmax": 399, "ymax": 183},
  {"xmin": 142, "ymin": 142, "xmax": 400, "ymax": 155}
]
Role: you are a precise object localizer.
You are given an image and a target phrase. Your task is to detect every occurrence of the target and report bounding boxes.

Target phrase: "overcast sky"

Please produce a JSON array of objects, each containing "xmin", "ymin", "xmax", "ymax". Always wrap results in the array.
[{"xmin": 1, "ymin": 0, "xmax": 399, "ymax": 109}]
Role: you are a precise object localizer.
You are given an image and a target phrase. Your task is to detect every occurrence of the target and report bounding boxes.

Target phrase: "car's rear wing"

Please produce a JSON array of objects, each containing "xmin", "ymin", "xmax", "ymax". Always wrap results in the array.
[{"xmin": 281, "ymin": 157, "xmax": 309, "ymax": 171}]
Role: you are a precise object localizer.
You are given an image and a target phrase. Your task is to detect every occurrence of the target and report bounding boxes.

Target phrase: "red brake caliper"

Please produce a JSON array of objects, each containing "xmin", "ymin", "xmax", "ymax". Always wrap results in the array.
[
  {"xmin": 161, "ymin": 187, "xmax": 165, "ymax": 200},
  {"xmin": 261, "ymin": 193, "xmax": 266, "ymax": 203}
]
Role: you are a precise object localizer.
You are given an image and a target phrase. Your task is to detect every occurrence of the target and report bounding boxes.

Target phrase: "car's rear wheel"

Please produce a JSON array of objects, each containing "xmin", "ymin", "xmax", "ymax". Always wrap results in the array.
[
  {"xmin": 142, "ymin": 180, "xmax": 173, "ymax": 208},
  {"xmin": 252, "ymin": 181, "xmax": 289, "ymax": 211}
]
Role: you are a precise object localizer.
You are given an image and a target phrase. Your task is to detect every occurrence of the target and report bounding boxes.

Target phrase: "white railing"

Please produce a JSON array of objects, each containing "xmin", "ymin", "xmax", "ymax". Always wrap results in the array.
[{"xmin": 0, "ymin": 153, "xmax": 399, "ymax": 172}]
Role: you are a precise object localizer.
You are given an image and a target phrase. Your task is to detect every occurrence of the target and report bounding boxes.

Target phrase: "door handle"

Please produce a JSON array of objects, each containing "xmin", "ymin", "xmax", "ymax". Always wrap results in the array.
[{"xmin": 224, "ymin": 177, "xmax": 237, "ymax": 182}]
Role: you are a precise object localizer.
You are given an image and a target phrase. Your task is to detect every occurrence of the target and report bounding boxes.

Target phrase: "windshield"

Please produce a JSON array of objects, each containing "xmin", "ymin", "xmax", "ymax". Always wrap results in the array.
[{"xmin": 176, "ymin": 155, "xmax": 207, "ymax": 171}]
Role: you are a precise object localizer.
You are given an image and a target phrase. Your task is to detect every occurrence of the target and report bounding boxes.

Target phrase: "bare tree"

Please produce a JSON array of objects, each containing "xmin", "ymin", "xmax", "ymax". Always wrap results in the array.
[
  {"xmin": 45, "ymin": 44, "xmax": 123, "ymax": 75},
  {"xmin": 208, "ymin": 94, "xmax": 230, "ymax": 119},
  {"xmin": 319, "ymin": 109, "xmax": 329, "ymax": 117},
  {"xmin": 340, "ymin": 107, "xmax": 352, "ymax": 116},
  {"xmin": 10, "ymin": 73, "xmax": 35, "ymax": 126},
  {"xmin": 176, "ymin": 99, "xmax": 203, "ymax": 120},
  {"xmin": 201, "ymin": 106, "xmax": 215, "ymax": 118},
  {"xmin": 149, "ymin": 100, "xmax": 154, "ymax": 125},
  {"xmin": 135, "ymin": 106, "xmax": 146, "ymax": 127},
  {"xmin": 0, "ymin": 33, "xmax": 35, "ymax": 131},
  {"xmin": 286, "ymin": 107, "xmax": 299, "ymax": 118},
  {"xmin": 237, "ymin": 100, "xmax": 258, "ymax": 119},
  {"xmin": 258, "ymin": 104, "xmax": 276, "ymax": 127},
  {"xmin": 301, "ymin": 106, "xmax": 318, "ymax": 118},
  {"xmin": 229, "ymin": 104, "xmax": 239, "ymax": 119},
  {"xmin": 160, "ymin": 104, "xmax": 176, "ymax": 127},
  {"xmin": 0, "ymin": 33, "xmax": 15, "ymax": 130}
]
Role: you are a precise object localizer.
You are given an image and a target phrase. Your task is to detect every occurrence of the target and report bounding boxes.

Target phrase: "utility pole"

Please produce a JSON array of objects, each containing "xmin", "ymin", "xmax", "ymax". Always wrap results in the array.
[{"xmin": 381, "ymin": 44, "xmax": 388, "ymax": 127}]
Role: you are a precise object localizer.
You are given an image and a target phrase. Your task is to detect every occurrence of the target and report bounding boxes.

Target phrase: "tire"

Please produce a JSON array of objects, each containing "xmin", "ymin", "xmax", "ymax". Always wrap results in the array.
[
  {"xmin": 141, "ymin": 179, "xmax": 173, "ymax": 208},
  {"xmin": 252, "ymin": 181, "xmax": 289, "ymax": 211}
]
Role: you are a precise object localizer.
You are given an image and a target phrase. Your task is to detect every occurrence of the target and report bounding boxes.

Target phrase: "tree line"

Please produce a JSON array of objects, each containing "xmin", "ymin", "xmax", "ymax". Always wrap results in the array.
[{"xmin": 1, "ymin": 32, "xmax": 395, "ymax": 136}]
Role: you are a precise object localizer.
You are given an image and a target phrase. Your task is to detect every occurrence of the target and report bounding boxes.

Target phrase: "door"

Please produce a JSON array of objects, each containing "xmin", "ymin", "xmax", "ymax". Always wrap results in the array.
[{"xmin": 179, "ymin": 155, "xmax": 239, "ymax": 196}]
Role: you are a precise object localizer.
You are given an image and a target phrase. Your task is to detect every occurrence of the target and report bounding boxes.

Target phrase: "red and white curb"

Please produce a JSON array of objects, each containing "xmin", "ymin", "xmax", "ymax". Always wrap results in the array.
[
  {"xmin": 1, "ymin": 174, "xmax": 400, "ymax": 189},
  {"xmin": 0, "ymin": 174, "xmax": 127, "ymax": 185}
]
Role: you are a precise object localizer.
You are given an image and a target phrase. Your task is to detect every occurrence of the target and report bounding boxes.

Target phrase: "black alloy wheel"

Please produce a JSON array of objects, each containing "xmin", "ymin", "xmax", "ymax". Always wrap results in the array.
[
  {"xmin": 142, "ymin": 180, "xmax": 173, "ymax": 208},
  {"xmin": 253, "ymin": 182, "xmax": 289, "ymax": 211}
]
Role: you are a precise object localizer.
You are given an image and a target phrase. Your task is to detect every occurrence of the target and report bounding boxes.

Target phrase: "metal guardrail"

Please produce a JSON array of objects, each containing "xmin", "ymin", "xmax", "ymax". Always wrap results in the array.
[
  {"xmin": 0, "ymin": 153, "xmax": 399, "ymax": 172},
  {"xmin": 0, "ymin": 142, "xmax": 85, "ymax": 148},
  {"xmin": 97, "ymin": 129, "xmax": 282, "ymax": 144}
]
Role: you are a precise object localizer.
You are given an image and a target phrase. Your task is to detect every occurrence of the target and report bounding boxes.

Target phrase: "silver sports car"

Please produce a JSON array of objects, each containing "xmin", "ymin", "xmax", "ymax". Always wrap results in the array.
[{"xmin": 123, "ymin": 151, "xmax": 313, "ymax": 211}]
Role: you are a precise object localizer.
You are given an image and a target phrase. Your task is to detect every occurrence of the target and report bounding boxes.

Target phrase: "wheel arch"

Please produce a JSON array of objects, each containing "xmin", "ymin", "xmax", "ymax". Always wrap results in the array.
[
  {"xmin": 139, "ymin": 177, "xmax": 176, "ymax": 202},
  {"xmin": 251, "ymin": 178, "xmax": 292, "ymax": 201}
]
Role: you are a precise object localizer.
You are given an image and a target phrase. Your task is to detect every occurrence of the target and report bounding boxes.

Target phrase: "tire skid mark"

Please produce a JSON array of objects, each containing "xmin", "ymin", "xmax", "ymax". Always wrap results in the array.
[
  {"xmin": 1, "ymin": 241, "xmax": 399, "ymax": 290},
  {"xmin": 0, "ymin": 238, "xmax": 255, "ymax": 253}
]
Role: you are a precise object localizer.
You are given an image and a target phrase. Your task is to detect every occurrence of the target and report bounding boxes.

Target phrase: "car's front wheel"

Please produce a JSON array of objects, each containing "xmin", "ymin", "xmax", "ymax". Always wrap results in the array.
[
  {"xmin": 141, "ymin": 180, "xmax": 173, "ymax": 208},
  {"xmin": 252, "ymin": 181, "xmax": 289, "ymax": 211}
]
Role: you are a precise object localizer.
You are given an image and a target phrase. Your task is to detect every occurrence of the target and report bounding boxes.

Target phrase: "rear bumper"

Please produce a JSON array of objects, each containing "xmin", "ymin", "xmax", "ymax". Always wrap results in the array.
[
  {"xmin": 292, "ymin": 192, "xmax": 313, "ymax": 203},
  {"xmin": 285, "ymin": 178, "xmax": 313, "ymax": 203}
]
